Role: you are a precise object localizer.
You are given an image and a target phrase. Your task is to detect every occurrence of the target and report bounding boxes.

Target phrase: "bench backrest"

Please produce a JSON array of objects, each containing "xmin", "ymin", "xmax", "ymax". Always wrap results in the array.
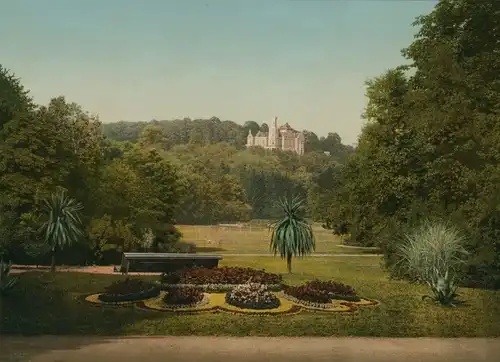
[{"xmin": 122, "ymin": 253, "xmax": 222, "ymax": 273}]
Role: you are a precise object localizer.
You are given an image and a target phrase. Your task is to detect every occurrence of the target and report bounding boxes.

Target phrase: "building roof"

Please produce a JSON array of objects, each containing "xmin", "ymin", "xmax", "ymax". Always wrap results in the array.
[{"xmin": 279, "ymin": 122, "xmax": 298, "ymax": 133}]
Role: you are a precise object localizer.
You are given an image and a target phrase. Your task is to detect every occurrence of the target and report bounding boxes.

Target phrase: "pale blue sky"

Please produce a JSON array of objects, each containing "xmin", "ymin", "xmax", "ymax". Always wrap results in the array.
[{"xmin": 1, "ymin": 0, "xmax": 436, "ymax": 144}]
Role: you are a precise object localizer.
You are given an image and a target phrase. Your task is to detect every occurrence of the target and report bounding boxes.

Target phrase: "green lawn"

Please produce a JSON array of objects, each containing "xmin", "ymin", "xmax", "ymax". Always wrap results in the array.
[
  {"xmin": 2, "ymin": 256, "xmax": 499, "ymax": 337},
  {"xmin": 179, "ymin": 224, "xmax": 380, "ymax": 254}
]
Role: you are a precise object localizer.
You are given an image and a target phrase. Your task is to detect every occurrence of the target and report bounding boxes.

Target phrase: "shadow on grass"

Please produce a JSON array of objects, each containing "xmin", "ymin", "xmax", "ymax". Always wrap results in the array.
[
  {"xmin": 0, "ymin": 272, "xmax": 169, "ymax": 336},
  {"xmin": 0, "ymin": 271, "xmax": 189, "ymax": 360}
]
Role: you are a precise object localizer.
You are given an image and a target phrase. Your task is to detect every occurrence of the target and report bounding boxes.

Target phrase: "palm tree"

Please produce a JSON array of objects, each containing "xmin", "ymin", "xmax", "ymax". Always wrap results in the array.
[
  {"xmin": 40, "ymin": 189, "xmax": 84, "ymax": 272},
  {"xmin": 269, "ymin": 195, "xmax": 315, "ymax": 273}
]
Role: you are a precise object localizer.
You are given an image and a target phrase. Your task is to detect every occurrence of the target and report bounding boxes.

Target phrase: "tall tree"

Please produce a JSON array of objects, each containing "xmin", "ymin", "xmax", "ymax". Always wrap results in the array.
[{"xmin": 334, "ymin": 0, "xmax": 500, "ymax": 288}]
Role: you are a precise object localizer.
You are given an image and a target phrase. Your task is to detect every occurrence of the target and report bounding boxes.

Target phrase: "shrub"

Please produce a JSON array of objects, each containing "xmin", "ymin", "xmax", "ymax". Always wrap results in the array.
[
  {"xmin": 161, "ymin": 241, "xmax": 196, "ymax": 254},
  {"xmin": 395, "ymin": 220, "xmax": 468, "ymax": 306},
  {"xmin": 163, "ymin": 286, "xmax": 204, "ymax": 306},
  {"xmin": 0, "ymin": 259, "xmax": 17, "ymax": 296},
  {"xmin": 161, "ymin": 266, "xmax": 282, "ymax": 286},
  {"xmin": 99, "ymin": 278, "xmax": 160, "ymax": 302},
  {"xmin": 225, "ymin": 283, "xmax": 280, "ymax": 310},
  {"xmin": 284, "ymin": 279, "xmax": 359, "ymax": 303}
]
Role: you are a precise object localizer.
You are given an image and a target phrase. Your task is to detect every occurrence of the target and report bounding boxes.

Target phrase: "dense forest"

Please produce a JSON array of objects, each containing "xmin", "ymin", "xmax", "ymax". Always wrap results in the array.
[
  {"xmin": 101, "ymin": 117, "xmax": 354, "ymax": 224},
  {"xmin": 1, "ymin": 0, "xmax": 499, "ymax": 290}
]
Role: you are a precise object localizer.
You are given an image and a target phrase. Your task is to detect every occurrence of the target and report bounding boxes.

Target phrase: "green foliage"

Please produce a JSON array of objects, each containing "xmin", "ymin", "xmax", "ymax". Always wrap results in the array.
[
  {"xmin": 0, "ymin": 258, "xmax": 17, "ymax": 296},
  {"xmin": 269, "ymin": 196, "xmax": 315, "ymax": 273},
  {"xmin": 41, "ymin": 189, "xmax": 84, "ymax": 250},
  {"xmin": 327, "ymin": 0, "xmax": 500, "ymax": 288},
  {"xmin": 395, "ymin": 221, "xmax": 468, "ymax": 306},
  {"xmin": 1, "ymin": 61, "xmax": 352, "ymax": 265},
  {"xmin": 40, "ymin": 189, "xmax": 84, "ymax": 271},
  {"xmin": 99, "ymin": 278, "xmax": 160, "ymax": 303}
]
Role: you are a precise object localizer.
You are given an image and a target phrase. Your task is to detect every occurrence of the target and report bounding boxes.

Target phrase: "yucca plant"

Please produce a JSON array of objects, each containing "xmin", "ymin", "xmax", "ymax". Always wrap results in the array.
[
  {"xmin": 40, "ymin": 189, "xmax": 84, "ymax": 272},
  {"xmin": 269, "ymin": 195, "xmax": 315, "ymax": 273},
  {"xmin": 0, "ymin": 258, "xmax": 18, "ymax": 296},
  {"xmin": 395, "ymin": 220, "xmax": 468, "ymax": 306}
]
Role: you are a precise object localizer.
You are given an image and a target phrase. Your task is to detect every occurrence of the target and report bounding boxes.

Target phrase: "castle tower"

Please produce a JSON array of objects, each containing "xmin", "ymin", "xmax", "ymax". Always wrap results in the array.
[
  {"xmin": 268, "ymin": 116, "xmax": 278, "ymax": 148},
  {"xmin": 246, "ymin": 128, "xmax": 254, "ymax": 147}
]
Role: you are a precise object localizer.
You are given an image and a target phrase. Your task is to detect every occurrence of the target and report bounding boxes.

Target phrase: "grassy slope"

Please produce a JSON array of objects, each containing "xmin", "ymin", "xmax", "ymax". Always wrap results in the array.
[{"xmin": 2, "ymin": 256, "xmax": 499, "ymax": 337}]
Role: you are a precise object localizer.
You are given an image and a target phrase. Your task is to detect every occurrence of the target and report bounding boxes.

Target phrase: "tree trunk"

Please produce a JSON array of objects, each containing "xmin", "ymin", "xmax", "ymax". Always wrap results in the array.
[
  {"xmin": 50, "ymin": 251, "xmax": 56, "ymax": 273},
  {"xmin": 286, "ymin": 254, "xmax": 292, "ymax": 273}
]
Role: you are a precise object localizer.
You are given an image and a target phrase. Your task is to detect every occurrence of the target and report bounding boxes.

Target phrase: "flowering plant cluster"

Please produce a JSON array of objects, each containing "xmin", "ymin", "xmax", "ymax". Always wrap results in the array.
[
  {"xmin": 225, "ymin": 282, "xmax": 281, "ymax": 310},
  {"xmin": 162, "ymin": 286, "xmax": 205, "ymax": 307},
  {"xmin": 162, "ymin": 283, "xmax": 283, "ymax": 293},
  {"xmin": 161, "ymin": 267, "xmax": 282, "ymax": 285},
  {"xmin": 284, "ymin": 280, "xmax": 360, "ymax": 304}
]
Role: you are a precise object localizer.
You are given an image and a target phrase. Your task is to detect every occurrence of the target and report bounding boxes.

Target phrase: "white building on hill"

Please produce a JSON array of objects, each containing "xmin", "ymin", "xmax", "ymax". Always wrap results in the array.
[{"xmin": 245, "ymin": 117, "xmax": 305, "ymax": 155}]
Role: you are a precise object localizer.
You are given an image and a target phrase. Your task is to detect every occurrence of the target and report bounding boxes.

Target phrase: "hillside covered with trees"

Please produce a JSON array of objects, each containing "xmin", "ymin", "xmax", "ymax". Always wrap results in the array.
[{"xmin": 0, "ymin": 64, "xmax": 352, "ymax": 267}]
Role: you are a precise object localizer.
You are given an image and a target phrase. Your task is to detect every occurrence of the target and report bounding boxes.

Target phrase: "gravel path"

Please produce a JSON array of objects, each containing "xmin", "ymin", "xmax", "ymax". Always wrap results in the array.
[
  {"xmin": 1, "ymin": 336, "xmax": 499, "ymax": 362},
  {"xmin": 11, "ymin": 254, "xmax": 382, "ymax": 275},
  {"xmin": 207, "ymin": 253, "xmax": 382, "ymax": 257}
]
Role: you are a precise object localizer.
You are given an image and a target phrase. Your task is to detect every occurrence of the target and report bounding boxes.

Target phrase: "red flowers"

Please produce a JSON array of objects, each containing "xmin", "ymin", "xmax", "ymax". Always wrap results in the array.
[
  {"xmin": 285, "ymin": 280, "xmax": 358, "ymax": 303},
  {"xmin": 162, "ymin": 267, "xmax": 282, "ymax": 285}
]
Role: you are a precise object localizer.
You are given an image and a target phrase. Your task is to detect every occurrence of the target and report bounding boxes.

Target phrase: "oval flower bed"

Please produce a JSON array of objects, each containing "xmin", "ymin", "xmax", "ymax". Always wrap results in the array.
[
  {"xmin": 87, "ymin": 278, "xmax": 160, "ymax": 305},
  {"xmin": 282, "ymin": 280, "xmax": 378, "ymax": 312},
  {"xmin": 220, "ymin": 283, "xmax": 300, "ymax": 315}
]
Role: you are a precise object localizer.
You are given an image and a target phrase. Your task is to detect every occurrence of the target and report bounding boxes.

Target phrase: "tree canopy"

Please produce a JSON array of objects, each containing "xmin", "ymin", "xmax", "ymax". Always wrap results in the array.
[
  {"xmin": 0, "ymin": 63, "xmax": 351, "ymax": 266},
  {"xmin": 325, "ymin": 0, "xmax": 500, "ymax": 289}
]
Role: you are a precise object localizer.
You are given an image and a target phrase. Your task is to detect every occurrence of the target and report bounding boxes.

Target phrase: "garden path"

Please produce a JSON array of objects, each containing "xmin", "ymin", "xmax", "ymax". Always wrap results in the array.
[{"xmin": 1, "ymin": 336, "xmax": 498, "ymax": 362}]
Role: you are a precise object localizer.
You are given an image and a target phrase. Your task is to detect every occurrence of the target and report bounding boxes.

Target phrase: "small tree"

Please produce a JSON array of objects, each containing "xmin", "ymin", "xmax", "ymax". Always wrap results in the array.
[
  {"xmin": 40, "ymin": 189, "xmax": 84, "ymax": 272},
  {"xmin": 140, "ymin": 228, "xmax": 155, "ymax": 252},
  {"xmin": 269, "ymin": 196, "xmax": 315, "ymax": 273},
  {"xmin": 395, "ymin": 220, "xmax": 468, "ymax": 306}
]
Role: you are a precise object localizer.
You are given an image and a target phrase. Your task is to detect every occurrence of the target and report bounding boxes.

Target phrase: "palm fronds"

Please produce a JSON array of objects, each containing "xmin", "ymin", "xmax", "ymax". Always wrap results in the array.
[
  {"xmin": 40, "ymin": 189, "xmax": 84, "ymax": 251},
  {"xmin": 269, "ymin": 195, "xmax": 315, "ymax": 272}
]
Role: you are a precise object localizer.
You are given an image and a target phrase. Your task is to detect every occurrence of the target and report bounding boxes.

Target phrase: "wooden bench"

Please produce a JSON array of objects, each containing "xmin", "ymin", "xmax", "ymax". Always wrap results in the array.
[{"xmin": 119, "ymin": 252, "xmax": 223, "ymax": 274}]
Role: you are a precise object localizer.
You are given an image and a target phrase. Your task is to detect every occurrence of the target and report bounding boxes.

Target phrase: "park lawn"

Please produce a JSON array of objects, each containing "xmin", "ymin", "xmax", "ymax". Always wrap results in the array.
[
  {"xmin": 178, "ymin": 225, "xmax": 380, "ymax": 254},
  {"xmin": 2, "ymin": 256, "xmax": 499, "ymax": 337}
]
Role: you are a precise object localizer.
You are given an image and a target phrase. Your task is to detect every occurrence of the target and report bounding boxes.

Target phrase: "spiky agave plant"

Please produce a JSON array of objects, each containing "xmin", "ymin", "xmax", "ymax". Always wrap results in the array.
[
  {"xmin": 395, "ymin": 220, "xmax": 468, "ymax": 306},
  {"xmin": 40, "ymin": 189, "xmax": 84, "ymax": 272},
  {"xmin": 269, "ymin": 196, "xmax": 315, "ymax": 273}
]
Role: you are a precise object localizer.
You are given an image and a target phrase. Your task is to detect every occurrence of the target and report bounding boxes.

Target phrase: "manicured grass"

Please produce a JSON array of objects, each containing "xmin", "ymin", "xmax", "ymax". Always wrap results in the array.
[
  {"xmin": 178, "ymin": 224, "xmax": 379, "ymax": 254},
  {"xmin": 2, "ymin": 256, "xmax": 499, "ymax": 337}
]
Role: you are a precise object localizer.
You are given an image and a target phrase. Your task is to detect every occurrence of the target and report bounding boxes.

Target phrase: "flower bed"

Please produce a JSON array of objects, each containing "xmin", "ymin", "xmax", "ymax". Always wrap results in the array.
[
  {"xmin": 98, "ymin": 278, "xmax": 160, "ymax": 303},
  {"xmin": 161, "ymin": 266, "xmax": 282, "ymax": 286},
  {"xmin": 162, "ymin": 283, "xmax": 283, "ymax": 293},
  {"xmin": 162, "ymin": 286, "xmax": 207, "ymax": 308},
  {"xmin": 225, "ymin": 283, "xmax": 281, "ymax": 310},
  {"xmin": 141, "ymin": 291, "xmax": 214, "ymax": 312},
  {"xmin": 283, "ymin": 280, "xmax": 360, "ymax": 307}
]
